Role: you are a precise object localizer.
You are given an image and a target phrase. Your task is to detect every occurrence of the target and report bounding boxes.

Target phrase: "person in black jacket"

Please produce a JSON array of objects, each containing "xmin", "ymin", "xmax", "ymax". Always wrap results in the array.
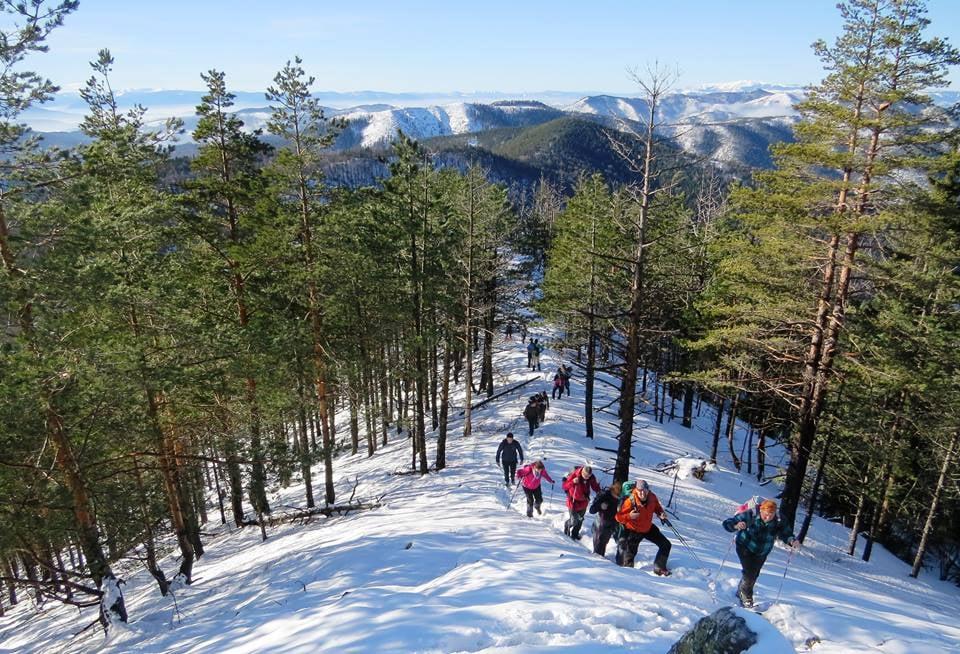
[
  {"xmin": 523, "ymin": 397, "xmax": 539, "ymax": 436},
  {"xmin": 589, "ymin": 480, "xmax": 622, "ymax": 556},
  {"xmin": 495, "ymin": 432, "xmax": 523, "ymax": 486}
]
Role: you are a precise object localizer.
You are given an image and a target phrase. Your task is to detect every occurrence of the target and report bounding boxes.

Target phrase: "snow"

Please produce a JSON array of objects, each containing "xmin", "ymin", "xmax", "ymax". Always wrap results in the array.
[{"xmin": 2, "ymin": 306, "xmax": 959, "ymax": 653}]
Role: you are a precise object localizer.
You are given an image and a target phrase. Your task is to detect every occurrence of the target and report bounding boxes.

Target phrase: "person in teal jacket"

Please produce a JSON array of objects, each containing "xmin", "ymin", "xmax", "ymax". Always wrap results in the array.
[{"xmin": 722, "ymin": 498, "xmax": 800, "ymax": 608}]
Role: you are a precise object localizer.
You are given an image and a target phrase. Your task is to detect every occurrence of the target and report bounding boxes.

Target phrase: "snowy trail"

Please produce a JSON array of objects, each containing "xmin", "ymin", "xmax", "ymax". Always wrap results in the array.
[{"xmin": 2, "ymin": 329, "xmax": 958, "ymax": 653}]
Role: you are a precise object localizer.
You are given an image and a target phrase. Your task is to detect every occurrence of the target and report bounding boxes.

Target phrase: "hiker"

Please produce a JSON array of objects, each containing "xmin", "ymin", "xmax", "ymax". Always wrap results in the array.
[
  {"xmin": 552, "ymin": 371, "xmax": 563, "ymax": 399},
  {"xmin": 526, "ymin": 340, "xmax": 535, "ymax": 368},
  {"xmin": 495, "ymin": 432, "xmax": 523, "ymax": 486},
  {"xmin": 516, "ymin": 460, "xmax": 555, "ymax": 517},
  {"xmin": 537, "ymin": 392, "xmax": 548, "ymax": 424},
  {"xmin": 722, "ymin": 498, "xmax": 799, "ymax": 608},
  {"xmin": 531, "ymin": 338, "xmax": 542, "ymax": 371},
  {"xmin": 589, "ymin": 480, "xmax": 622, "ymax": 556},
  {"xmin": 520, "ymin": 321, "xmax": 528, "ymax": 343},
  {"xmin": 615, "ymin": 480, "xmax": 672, "ymax": 575},
  {"xmin": 559, "ymin": 364, "xmax": 572, "ymax": 396},
  {"xmin": 505, "ymin": 322, "xmax": 513, "ymax": 340},
  {"xmin": 523, "ymin": 396, "xmax": 539, "ymax": 436},
  {"xmin": 562, "ymin": 464, "xmax": 601, "ymax": 540}
]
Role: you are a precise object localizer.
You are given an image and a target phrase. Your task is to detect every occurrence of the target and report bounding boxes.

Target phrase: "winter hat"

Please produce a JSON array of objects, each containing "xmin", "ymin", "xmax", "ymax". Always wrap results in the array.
[
  {"xmin": 759, "ymin": 499, "xmax": 777, "ymax": 512},
  {"xmin": 637, "ymin": 480, "xmax": 650, "ymax": 492},
  {"xmin": 580, "ymin": 464, "xmax": 592, "ymax": 477},
  {"xmin": 506, "ymin": 432, "xmax": 514, "ymax": 439}
]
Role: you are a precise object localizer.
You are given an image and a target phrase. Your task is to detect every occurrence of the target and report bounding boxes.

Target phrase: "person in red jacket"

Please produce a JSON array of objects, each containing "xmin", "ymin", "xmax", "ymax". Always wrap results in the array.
[
  {"xmin": 615, "ymin": 479, "xmax": 672, "ymax": 575},
  {"xmin": 562, "ymin": 464, "xmax": 601, "ymax": 540}
]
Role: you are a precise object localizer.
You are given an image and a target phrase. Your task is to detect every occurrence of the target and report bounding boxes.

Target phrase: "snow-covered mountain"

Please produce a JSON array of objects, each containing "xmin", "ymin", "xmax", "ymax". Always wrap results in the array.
[
  {"xmin": 24, "ymin": 87, "xmax": 806, "ymax": 170},
  {"xmin": 564, "ymin": 88, "xmax": 803, "ymax": 125},
  {"xmin": 20, "ymin": 86, "xmax": 956, "ymax": 172}
]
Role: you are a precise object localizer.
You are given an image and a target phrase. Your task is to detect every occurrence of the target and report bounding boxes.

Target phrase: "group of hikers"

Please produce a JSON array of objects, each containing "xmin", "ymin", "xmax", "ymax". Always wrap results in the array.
[
  {"xmin": 552, "ymin": 364, "xmax": 572, "ymax": 399},
  {"xmin": 523, "ymin": 393, "xmax": 550, "ymax": 436},
  {"xmin": 499, "ymin": 325, "xmax": 799, "ymax": 608},
  {"xmin": 495, "ymin": 432, "xmax": 800, "ymax": 608}
]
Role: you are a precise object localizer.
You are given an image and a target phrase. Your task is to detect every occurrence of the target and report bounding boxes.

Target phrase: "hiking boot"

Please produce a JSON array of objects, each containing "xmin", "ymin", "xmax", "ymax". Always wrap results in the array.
[
  {"xmin": 654, "ymin": 567, "xmax": 672, "ymax": 577},
  {"xmin": 736, "ymin": 590, "xmax": 753, "ymax": 608},
  {"xmin": 535, "ymin": 504, "xmax": 542, "ymax": 515},
  {"xmin": 564, "ymin": 522, "xmax": 571, "ymax": 536}
]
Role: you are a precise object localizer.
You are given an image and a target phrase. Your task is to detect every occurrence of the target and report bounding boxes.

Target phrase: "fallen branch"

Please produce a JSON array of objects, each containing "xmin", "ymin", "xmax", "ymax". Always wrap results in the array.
[{"xmin": 458, "ymin": 376, "xmax": 541, "ymax": 416}]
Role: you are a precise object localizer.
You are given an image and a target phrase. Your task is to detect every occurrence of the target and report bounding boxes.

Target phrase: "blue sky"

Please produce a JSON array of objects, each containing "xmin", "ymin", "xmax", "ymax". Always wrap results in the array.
[{"xmin": 34, "ymin": 0, "xmax": 960, "ymax": 93}]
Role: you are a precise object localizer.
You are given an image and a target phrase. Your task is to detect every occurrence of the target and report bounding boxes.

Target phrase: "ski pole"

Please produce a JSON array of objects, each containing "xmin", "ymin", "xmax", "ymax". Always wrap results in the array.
[
  {"xmin": 665, "ymin": 520, "xmax": 703, "ymax": 566},
  {"xmin": 773, "ymin": 548, "xmax": 794, "ymax": 606}
]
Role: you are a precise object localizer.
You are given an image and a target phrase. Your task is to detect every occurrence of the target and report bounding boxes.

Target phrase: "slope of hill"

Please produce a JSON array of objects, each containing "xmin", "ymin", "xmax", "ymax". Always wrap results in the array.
[{"xmin": 2, "ymin": 304, "xmax": 957, "ymax": 653}]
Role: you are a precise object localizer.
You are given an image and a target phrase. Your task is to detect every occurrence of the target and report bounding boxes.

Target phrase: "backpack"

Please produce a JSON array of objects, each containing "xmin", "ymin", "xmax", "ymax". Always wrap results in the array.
[
  {"xmin": 734, "ymin": 495, "xmax": 764, "ymax": 516},
  {"xmin": 617, "ymin": 480, "xmax": 638, "ymax": 512}
]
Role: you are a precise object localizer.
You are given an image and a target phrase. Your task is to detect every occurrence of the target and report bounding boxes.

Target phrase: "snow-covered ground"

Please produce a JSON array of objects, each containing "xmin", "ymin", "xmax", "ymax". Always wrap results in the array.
[{"xmin": 2, "ymin": 330, "xmax": 958, "ymax": 653}]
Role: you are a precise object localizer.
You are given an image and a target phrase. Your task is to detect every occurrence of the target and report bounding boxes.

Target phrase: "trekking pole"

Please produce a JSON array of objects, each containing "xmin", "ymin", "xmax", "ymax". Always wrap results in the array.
[
  {"xmin": 665, "ymin": 520, "xmax": 703, "ymax": 566},
  {"xmin": 666, "ymin": 465, "xmax": 680, "ymax": 508},
  {"xmin": 772, "ymin": 548, "xmax": 795, "ymax": 606},
  {"xmin": 713, "ymin": 536, "xmax": 736, "ymax": 585},
  {"xmin": 507, "ymin": 480, "xmax": 522, "ymax": 510}
]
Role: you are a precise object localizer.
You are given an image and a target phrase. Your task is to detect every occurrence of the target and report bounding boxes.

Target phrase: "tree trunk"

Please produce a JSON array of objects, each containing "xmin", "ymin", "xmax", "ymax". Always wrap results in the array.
[
  {"xmin": 710, "ymin": 395, "xmax": 725, "ymax": 465},
  {"xmin": 133, "ymin": 456, "xmax": 169, "ymax": 596},
  {"xmin": 436, "ymin": 336, "xmax": 452, "ymax": 470},
  {"xmin": 681, "ymin": 384, "xmax": 694, "ymax": 428},
  {"xmin": 910, "ymin": 430, "xmax": 958, "ymax": 578},
  {"xmin": 725, "ymin": 393, "xmax": 741, "ymax": 470},
  {"xmin": 47, "ymin": 397, "xmax": 127, "ymax": 625}
]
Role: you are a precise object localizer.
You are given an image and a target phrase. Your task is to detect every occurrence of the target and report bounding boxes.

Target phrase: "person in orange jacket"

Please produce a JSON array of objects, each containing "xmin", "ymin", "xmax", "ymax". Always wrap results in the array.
[
  {"xmin": 562, "ymin": 464, "xmax": 601, "ymax": 540},
  {"xmin": 615, "ymin": 480, "xmax": 672, "ymax": 575}
]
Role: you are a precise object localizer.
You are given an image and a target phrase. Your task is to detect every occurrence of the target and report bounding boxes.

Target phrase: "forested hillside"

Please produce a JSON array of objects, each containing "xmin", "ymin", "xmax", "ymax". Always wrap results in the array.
[{"xmin": 1, "ymin": 0, "xmax": 958, "ymax": 648}]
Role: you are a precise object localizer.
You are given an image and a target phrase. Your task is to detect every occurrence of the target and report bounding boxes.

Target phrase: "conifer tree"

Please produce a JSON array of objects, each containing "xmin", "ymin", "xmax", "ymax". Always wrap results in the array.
[
  {"xmin": 266, "ymin": 57, "xmax": 344, "ymax": 500},
  {"xmin": 186, "ymin": 69, "xmax": 275, "ymax": 517},
  {"xmin": 695, "ymin": 0, "xmax": 960, "ymax": 527}
]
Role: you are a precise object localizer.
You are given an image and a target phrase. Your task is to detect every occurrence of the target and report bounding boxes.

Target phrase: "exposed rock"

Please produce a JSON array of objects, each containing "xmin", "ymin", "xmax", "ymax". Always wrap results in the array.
[{"xmin": 667, "ymin": 607, "xmax": 757, "ymax": 654}]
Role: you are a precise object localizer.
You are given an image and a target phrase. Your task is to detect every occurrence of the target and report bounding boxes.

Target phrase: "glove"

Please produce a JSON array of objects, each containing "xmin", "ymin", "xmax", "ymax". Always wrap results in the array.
[{"xmin": 661, "ymin": 516, "xmax": 672, "ymax": 527}]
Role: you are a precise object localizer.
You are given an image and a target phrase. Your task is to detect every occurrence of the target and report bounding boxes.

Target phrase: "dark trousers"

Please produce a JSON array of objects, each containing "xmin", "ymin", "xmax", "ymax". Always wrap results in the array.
[
  {"xmin": 527, "ymin": 418, "xmax": 537, "ymax": 436},
  {"xmin": 617, "ymin": 524, "xmax": 671, "ymax": 569},
  {"xmin": 552, "ymin": 385, "xmax": 562, "ymax": 399},
  {"xmin": 527, "ymin": 352, "xmax": 532, "ymax": 366},
  {"xmin": 523, "ymin": 486, "xmax": 543, "ymax": 517},
  {"xmin": 736, "ymin": 542, "xmax": 767, "ymax": 602},
  {"xmin": 593, "ymin": 518, "xmax": 618, "ymax": 556},
  {"xmin": 565, "ymin": 508, "xmax": 586, "ymax": 539},
  {"xmin": 564, "ymin": 379, "xmax": 571, "ymax": 395},
  {"xmin": 501, "ymin": 461, "xmax": 517, "ymax": 485}
]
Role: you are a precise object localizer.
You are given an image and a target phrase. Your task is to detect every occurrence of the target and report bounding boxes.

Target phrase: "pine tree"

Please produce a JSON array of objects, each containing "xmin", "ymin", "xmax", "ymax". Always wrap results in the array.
[
  {"xmin": 266, "ymin": 57, "xmax": 345, "ymax": 499},
  {"xmin": 695, "ymin": 0, "xmax": 960, "ymax": 528}
]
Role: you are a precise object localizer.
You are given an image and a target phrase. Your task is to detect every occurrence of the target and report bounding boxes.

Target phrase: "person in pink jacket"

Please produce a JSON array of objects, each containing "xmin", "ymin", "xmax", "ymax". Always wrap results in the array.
[
  {"xmin": 562, "ymin": 464, "xmax": 601, "ymax": 540},
  {"xmin": 516, "ymin": 460, "xmax": 555, "ymax": 518}
]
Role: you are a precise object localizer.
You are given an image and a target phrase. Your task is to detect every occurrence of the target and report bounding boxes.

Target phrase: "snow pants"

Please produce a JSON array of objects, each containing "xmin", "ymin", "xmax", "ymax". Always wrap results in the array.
[
  {"xmin": 565, "ymin": 508, "xmax": 587, "ymax": 539},
  {"xmin": 501, "ymin": 461, "xmax": 517, "ymax": 485},
  {"xmin": 736, "ymin": 542, "xmax": 768, "ymax": 602},
  {"xmin": 617, "ymin": 524, "xmax": 671, "ymax": 570},
  {"xmin": 523, "ymin": 486, "xmax": 543, "ymax": 517},
  {"xmin": 593, "ymin": 518, "xmax": 618, "ymax": 556}
]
